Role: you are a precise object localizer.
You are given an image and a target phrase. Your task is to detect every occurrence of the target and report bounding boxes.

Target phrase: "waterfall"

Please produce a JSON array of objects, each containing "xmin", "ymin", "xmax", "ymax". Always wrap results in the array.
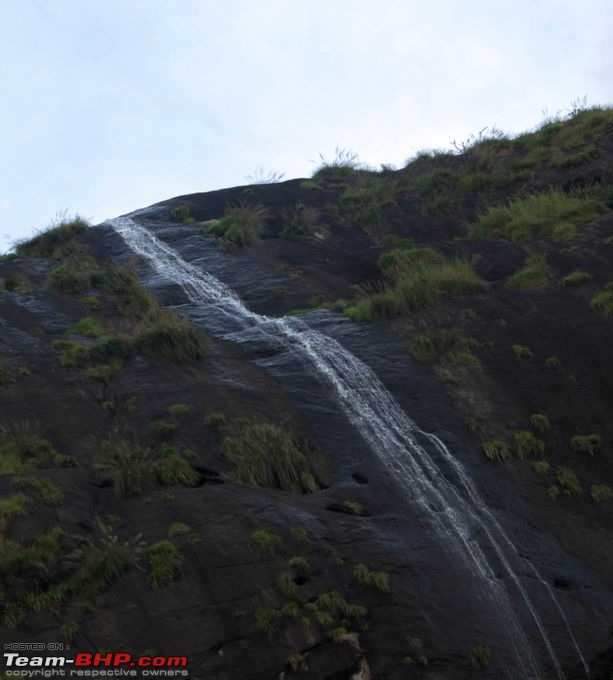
[{"xmin": 108, "ymin": 215, "xmax": 590, "ymax": 680}]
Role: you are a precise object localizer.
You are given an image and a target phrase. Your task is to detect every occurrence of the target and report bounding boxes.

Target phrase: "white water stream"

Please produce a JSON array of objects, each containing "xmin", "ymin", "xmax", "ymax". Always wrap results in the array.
[{"xmin": 108, "ymin": 216, "xmax": 590, "ymax": 679}]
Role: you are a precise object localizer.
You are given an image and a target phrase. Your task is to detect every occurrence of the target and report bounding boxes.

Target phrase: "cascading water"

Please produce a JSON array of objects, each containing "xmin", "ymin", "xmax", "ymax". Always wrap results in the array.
[{"xmin": 108, "ymin": 215, "xmax": 590, "ymax": 680}]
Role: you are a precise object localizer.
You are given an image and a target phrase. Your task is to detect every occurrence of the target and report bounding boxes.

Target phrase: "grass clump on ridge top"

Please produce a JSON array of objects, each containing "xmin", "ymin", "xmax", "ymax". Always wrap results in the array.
[
  {"xmin": 14, "ymin": 214, "xmax": 89, "ymax": 258},
  {"xmin": 468, "ymin": 188, "xmax": 606, "ymax": 241},
  {"xmin": 222, "ymin": 419, "xmax": 318, "ymax": 493},
  {"xmin": 345, "ymin": 248, "xmax": 486, "ymax": 322}
]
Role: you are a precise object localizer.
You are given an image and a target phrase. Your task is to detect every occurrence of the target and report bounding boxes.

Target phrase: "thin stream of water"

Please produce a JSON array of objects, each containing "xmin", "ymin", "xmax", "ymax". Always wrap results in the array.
[{"xmin": 109, "ymin": 215, "xmax": 591, "ymax": 679}]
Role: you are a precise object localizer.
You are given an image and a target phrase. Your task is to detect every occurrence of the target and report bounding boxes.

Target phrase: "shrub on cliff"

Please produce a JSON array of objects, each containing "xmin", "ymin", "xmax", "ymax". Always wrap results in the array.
[
  {"xmin": 222, "ymin": 420, "xmax": 318, "ymax": 493},
  {"xmin": 205, "ymin": 203, "xmax": 269, "ymax": 250},
  {"xmin": 15, "ymin": 214, "xmax": 89, "ymax": 258}
]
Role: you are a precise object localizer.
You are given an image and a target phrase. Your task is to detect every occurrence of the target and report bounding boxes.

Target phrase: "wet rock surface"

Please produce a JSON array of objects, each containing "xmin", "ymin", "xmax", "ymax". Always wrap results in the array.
[{"xmin": 2, "ymin": 118, "xmax": 613, "ymax": 679}]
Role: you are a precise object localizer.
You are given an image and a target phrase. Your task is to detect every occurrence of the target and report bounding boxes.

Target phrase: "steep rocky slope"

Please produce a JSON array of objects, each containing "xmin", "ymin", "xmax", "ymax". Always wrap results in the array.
[{"xmin": 1, "ymin": 107, "xmax": 612, "ymax": 680}]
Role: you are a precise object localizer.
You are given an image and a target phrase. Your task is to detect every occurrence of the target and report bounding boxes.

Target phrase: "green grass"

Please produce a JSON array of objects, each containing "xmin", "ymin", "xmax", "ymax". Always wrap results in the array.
[
  {"xmin": 289, "ymin": 527, "xmax": 310, "ymax": 545},
  {"xmin": 547, "ymin": 485, "xmax": 560, "ymax": 500},
  {"xmin": 168, "ymin": 403, "xmax": 191, "ymax": 417},
  {"xmin": 82, "ymin": 295, "xmax": 101, "ymax": 311},
  {"xmin": 205, "ymin": 203, "xmax": 269, "ymax": 250},
  {"xmin": 532, "ymin": 460, "xmax": 551, "ymax": 475},
  {"xmin": 204, "ymin": 412, "xmax": 226, "ymax": 429},
  {"xmin": 352, "ymin": 563, "xmax": 390, "ymax": 593},
  {"xmin": 277, "ymin": 571, "xmax": 299, "ymax": 599},
  {"xmin": 253, "ymin": 607, "xmax": 282, "ymax": 640},
  {"xmin": 482, "ymin": 438, "xmax": 510, "ymax": 462},
  {"xmin": 134, "ymin": 313, "xmax": 211, "ymax": 362},
  {"xmin": 591, "ymin": 484, "xmax": 613, "ymax": 503},
  {"xmin": 514, "ymin": 107, "xmax": 613, "ymax": 156},
  {"xmin": 85, "ymin": 358, "xmax": 124, "ymax": 385},
  {"xmin": 512, "ymin": 344, "xmax": 533, "ymax": 360},
  {"xmin": 288, "ymin": 555, "xmax": 310, "ymax": 575},
  {"xmin": 151, "ymin": 419, "xmax": 177, "ymax": 438},
  {"xmin": 506, "ymin": 253, "xmax": 551, "ymax": 289},
  {"xmin": 169, "ymin": 205, "xmax": 192, "ymax": 223},
  {"xmin": 469, "ymin": 188, "xmax": 606, "ymax": 241},
  {"xmin": 145, "ymin": 540, "xmax": 183, "ymax": 589},
  {"xmin": 1, "ymin": 531, "xmax": 60, "ymax": 577},
  {"xmin": 544, "ymin": 356, "xmax": 561, "ymax": 369},
  {"xmin": 560, "ymin": 270, "xmax": 593, "ymax": 287},
  {"xmin": 311, "ymin": 147, "xmax": 363, "ymax": 179},
  {"xmin": 280, "ymin": 203, "xmax": 321, "ymax": 238},
  {"xmin": 0, "ymin": 427, "xmax": 73, "ymax": 473},
  {"xmin": 57, "ymin": 316, "xmax": 210, "ymax": 369},
  {"xmin": 12, "ymin": 476, "xmax": 64, "ymax": 506},
  {"xmin": 168, "ymin": 522, "xmax": 191, "ymax": 538},
  {"xmin": 47, "ymin": 257, "xmax": 104, "ymax": 294},
  {"xmin": 570, "ymin": 434, "xmax": 602, "ymax": 456},
  {"xmin": 2, "ymin": 272, "xmax": 33, "ymax": 293},
  {"xmin": 339, "ymin": 175, "xmax": 398, "ymax": 233},
  {"xmin": 413, "ymin": 168, "xmax": 458, "ymax": 193},
  {"xmin": 591, "ymin": 286, "xmax": 613, "ymax": 318},
  {"xmin": 65, "ymin": 316, "xmax": 104, "ymax": 337},
  {"xmin": 377, "ymin": 246, "xmax": 441, "ymax": 276},
  {"xmin": 314, "ymin": 591, "xmax": 367, "ymax": 620},
  {"xmin": 470, "ymin": 645, "xmax": 490, "ymax": 670},
  {"xmin": 250, "ymin": 530, "xmax": 283, "ymax": 558},
  {"xmin": 157, "ymin": 447, "xmax": 198, "ymax": 487},
  {"xmin": 102, "ymin": 265, "xmax": 157, "ymax": 319},
  {"xmin": 222, "ymin": 420, "xmax": 318, "ymax": 493},
  {"xmin": 0, "ymin": 494, "xmax": 29, "ymax": 527},
  {"xmin": 14, "ymin": 215, "xmax": 89, "ymax": 258},
  {"xmin": 55, "ymin": 527, "xmax": 127, "ymax": 593},
  {"xmin": 556, "ymin": 467, "xmax": 582, "ymax": 495},
  {"xmin": 96, "ymin": 439, "xmax": 157, "ymax": 497},
  {"xmin": 530, "ymin": 414, "xmax": 550, "ymax": 433},
  {"xmin": 513, "ymin": 431, "xmax": 545, "ymax": 459},
  {"xmin": 345, "ymin": 255, "xmax": 486, "ymax": 321},
  {"xmin": 409, "ymin": 327, "xmax": 479, "ymax": 369}
]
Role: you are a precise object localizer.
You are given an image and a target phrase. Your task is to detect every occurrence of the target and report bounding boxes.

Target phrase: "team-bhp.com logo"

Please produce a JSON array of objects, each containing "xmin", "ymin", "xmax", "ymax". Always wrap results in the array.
[{"xmin": 3, "ymin": 652, "xmax": 188, "ymax": 677}]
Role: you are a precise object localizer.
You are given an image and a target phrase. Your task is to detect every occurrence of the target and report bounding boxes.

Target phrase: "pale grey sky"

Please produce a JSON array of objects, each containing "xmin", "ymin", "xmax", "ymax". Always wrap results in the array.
[{"xmin": 0, "ymin": 0, "xmax": 611, "ymax": 251}]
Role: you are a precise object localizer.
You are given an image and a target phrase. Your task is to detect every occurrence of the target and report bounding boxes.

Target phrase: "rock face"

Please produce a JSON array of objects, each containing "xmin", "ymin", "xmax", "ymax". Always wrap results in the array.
[{"xmin": 1, "ymin": 109, "xmax": 613, "ymax": 679}]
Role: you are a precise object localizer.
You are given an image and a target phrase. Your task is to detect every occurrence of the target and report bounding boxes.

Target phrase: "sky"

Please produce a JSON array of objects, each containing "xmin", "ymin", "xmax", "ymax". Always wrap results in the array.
[{"xmin": 0, "ymin": 0, "xmax": 611, "ymax": 252}]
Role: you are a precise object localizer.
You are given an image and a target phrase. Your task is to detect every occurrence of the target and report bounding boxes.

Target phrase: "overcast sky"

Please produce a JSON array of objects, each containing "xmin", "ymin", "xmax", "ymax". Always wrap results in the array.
[{"xmin": 0, "ymin": 0, "xmax": 611, "ymax": 251}]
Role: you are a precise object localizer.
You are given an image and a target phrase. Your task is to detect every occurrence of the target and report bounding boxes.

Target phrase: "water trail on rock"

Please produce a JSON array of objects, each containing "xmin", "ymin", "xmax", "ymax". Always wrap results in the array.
[{"xmin": 109, "ymin": 215, "xmax": 590, "ymax": 680}]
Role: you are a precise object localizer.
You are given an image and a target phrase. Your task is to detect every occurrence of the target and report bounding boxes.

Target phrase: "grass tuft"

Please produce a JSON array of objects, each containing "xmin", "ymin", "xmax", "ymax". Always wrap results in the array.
[
  {"xmin": 145, "ymin": 540, "xmax": 183, "ymax": 589},
  {"xmin": 506, "ymin": 253, "xmax": 551, "ymax": 289},
  {"xmin": 590, "ymin": 286, "xmax": 613, "ymax": 318},
  {"xmin": 556, "ymin": 467, "xmax": 582, "ymax": 495},
  {"xmin": 250, "ymin": 530, "xmax": 283, "ymax": 558},
  {"xmin": 513, "ymin": 431, "xmax": 545, "ymax": 459},
  {"xmin": 205, "ymin": 203, "xmax": 270, "ymax": 250},
  {"xmin": 561, "ymin": 270, "xmax": 593, "ymax": 287},
  {"xmin": 15, "ymin": 215, "xmax": 89, "ymax": 258},
  {"xmin": 570, "ymin": 434, "xmax": 602, "ymax": 456},
  {"xmin": 346, "ymin": 253, "xmax": 485, "ymax": 321},
  {"xmin": 65, "ymin": 317, "xmax": 104, "ymax": 337},
  {"xmin": 482, "ymin": 438, "xmax": 510, "ymax": 462},
  {"xmin": 409, "ymin": 327, "xmax": 479, "ymax": 369},
  {"xmin": 352, "ymin": 563, "xmax": 390, "ymax": 592},
  {"xmin": 469, "ymin": 188, "xmax": 606, "ymax": 241},
  {"xmin": 96, "ymin": 439, "xmax": 157, "ymax": 497},
  {"xmin": 591, "ymin": 484, "xmax": 613, "ymax": 503},
  {"xmin": 222, "ymin": 420, "xmax": 318, "ymax": 493},
  {"xmin": 512, "ymin": 344, "xmax": 533, "ymax": 360}
]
